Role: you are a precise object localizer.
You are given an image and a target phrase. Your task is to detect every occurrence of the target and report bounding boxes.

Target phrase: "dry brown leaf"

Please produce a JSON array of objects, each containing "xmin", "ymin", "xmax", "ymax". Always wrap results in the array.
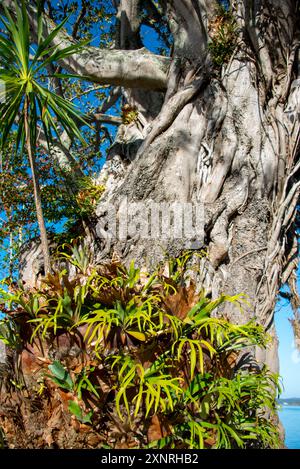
[
  {"xmin": 163, "ymin": 283, "xmax": 198, "ymax": 320},
  {"xmin": 147, "ymin": 414, "xmax": 170, "ymax": 442}
]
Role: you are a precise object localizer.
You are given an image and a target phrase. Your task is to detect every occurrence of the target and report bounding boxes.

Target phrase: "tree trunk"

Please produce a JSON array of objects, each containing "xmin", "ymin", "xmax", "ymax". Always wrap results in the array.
[
  {"xmin": 94, "ymin": 0, "xmax": 300, "ymax": 374},
  {"xmin": 24, "ymin": 97, "xmax": 51, "ymax": 274},
  {"xmin": 7, "ymin": 0, "xmax": 298, "ymax": 370}
]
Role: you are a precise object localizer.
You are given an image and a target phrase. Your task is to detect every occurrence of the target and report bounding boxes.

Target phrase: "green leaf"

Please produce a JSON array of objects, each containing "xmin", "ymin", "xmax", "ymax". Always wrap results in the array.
[
  {"xmin": 30, "ymin": 13, "xmax": 71, "ymax": 69},
  {"xmin": 82, "ymin": 410, "xmax": 93, "ymax": 424},
  {"xmin": 48, "ymin": 361, "xmax": 73, "ymax": 391},
  {"xmin": 126, "ymin": 330, "xmax": 146, "ymax": 341},
  {"xmin": 68, "ymin": 400, "xmax": 82, "ymax": 419},
  {"xmin": 48, "ymin": 360, "xmax": 67, "ymax": 380}
]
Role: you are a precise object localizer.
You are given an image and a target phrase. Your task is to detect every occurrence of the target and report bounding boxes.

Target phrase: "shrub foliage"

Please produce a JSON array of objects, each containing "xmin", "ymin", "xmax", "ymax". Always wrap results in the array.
[{"xmin": 0, "ymin": 246, "xmax": 281, "ymax": 448}]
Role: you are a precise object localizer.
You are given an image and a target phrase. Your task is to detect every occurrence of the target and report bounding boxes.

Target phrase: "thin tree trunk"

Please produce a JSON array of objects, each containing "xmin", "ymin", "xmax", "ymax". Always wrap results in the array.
[
  {"xmin": 24, "ymin": 97, "xmax": 51, "ymax": 274},
  {"xmin": 18, "ymin": 226, "xmax": 22, "ymax": 247},
  {"xmin": 9, "ymin": 230, "xmax": 13, "ymax": 278}
]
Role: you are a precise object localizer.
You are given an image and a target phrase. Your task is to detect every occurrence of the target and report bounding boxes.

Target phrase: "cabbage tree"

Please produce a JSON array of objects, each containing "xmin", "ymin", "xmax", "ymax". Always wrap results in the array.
[{"xmin": 0, "ymin": 0, "xmax": 87, "ymax": 273}]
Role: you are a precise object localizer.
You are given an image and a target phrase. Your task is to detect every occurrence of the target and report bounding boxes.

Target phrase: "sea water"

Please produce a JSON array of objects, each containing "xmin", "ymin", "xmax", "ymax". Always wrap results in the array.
[{"xmin": 279, "ymin": 406, "xmax": 300, "ymax": 449}]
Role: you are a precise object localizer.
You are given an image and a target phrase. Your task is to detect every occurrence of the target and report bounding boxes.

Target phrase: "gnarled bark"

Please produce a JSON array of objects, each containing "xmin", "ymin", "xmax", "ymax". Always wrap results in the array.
[{"xmin": 93, "ymin": 0, "xmax": 300, "ymax": 375}]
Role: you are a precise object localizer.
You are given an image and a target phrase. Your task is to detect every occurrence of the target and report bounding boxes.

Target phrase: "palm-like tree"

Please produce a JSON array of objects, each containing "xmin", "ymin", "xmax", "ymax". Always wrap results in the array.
[{"xmin": 0, "ymin": 1, "xmax": 87, "ymax": 273}]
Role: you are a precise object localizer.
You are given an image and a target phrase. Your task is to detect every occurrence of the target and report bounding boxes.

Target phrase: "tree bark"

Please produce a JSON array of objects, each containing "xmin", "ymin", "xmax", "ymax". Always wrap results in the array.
[
  {"xmin": 4, "ymin": 0, "xmax": 298, "ymax": 375},
  {"xmin": 93, "ymin": 0, "xmax": 300, "ymax": 374}
]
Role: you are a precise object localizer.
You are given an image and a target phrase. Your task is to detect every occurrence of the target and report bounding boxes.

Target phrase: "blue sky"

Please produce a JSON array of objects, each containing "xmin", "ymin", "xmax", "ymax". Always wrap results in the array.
[{"xmin": 276, "ymin": 299, "xmax": 300, "ymax": 398}]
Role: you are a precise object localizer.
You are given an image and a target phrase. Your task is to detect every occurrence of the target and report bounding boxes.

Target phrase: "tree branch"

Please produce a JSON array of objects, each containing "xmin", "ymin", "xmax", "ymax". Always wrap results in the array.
[
  {"xmin": 1, "ymin": 0, "xmax": 170, "ymax": 91},
  {"xmin": 140, "ymin": 73, "xmax": 208, "ymax": 149},
  {"xmin": 72, "ymin": 0, "xmax": 87, "ymax": 40},
  {"xmin": 142, "ymin": 0, "xmax": 171, "ymax": 49},
  {"xmin": 97, "ymin": 86, "xmax": 122, "ymax": 114},
  {"xmin": 88, "ymin": 113, "xmax": 122, "ymax": 126}
]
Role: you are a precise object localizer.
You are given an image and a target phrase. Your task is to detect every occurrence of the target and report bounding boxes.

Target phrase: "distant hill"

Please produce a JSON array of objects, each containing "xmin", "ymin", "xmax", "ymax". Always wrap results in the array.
[{"xmin": 278, "ymin": 398, "xmax": 300, "ymax": 406}]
